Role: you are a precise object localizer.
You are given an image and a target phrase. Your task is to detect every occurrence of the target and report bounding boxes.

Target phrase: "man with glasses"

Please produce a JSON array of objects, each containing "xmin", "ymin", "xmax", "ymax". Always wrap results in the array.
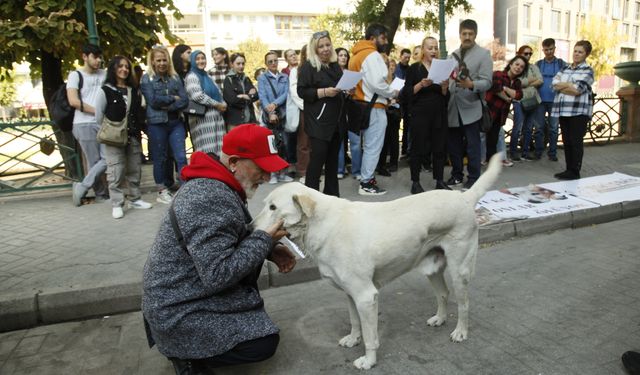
[
  {"xmin": 535, "ymin": 38, "xmax": 567, "ymax": 162},
  {"xmin": 258, "ymin": 51, "xmax": 292, "ymax": 184},
  {"xmin": 349, "ymin": 23, "xmax": 398, "ymax": 195}
]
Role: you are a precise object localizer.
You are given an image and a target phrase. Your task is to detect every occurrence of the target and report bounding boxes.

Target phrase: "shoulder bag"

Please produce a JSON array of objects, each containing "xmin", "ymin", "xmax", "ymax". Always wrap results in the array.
[
  {"xmin": 346, "ymin": 93, "xmax": 379, "ymax": 135},
  {"xmin": 97, "ymin": 87, "xmax": 131, "ymax": 147},
  {"xmin": 261, "ymin": 76, "xmax": 286, "ymax": 128},
  {"xmin": 452, "ymin": 52, "xmax": 492, "ymax": 133},
  {"xmin": 186, "ymin": 100, "xmax": 206, "ymax": 116}
]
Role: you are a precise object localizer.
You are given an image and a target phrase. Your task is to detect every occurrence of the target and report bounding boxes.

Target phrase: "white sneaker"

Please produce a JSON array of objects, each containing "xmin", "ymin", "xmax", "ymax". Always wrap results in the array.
[
  {"xmin": 337, "ymin": 173, "xmax": 344, "ymax": 179},
  {"xmin": 129, "ymin": 199, "xmax": 152, "ymax": 209},
  {"xmin": 269, "ymin": 174, "xmax": 278, "ymax": 184},
  {"xmin": 156, "ymin": 189, "xmax": 173, "ymax": 204},
  {"xmin": 278, "ymin": 173, "xmax": 294, "ymax": 182},
  {"xmin": 299, "ymin": 176, "xmax": 305, "ymax": 184},
  {"xmin": 112, "ymin": 206, "xmax": 124, "ymax": 219}
]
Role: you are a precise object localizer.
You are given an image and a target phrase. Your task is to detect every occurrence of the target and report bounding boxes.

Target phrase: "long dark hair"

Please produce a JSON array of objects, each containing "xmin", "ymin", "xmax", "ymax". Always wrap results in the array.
[
  {"xmin": 214, "ymin": 47, "xmax": 230, "ymax": 66},
  {"xmin": 172, "ymin": 44, "xmax": 191, "ymax": 78},
  {"xmin": 335, "ymin": 47, "xmax": 349, "ymax": 68},
  {"xmin": 105, "ymin": 56, "xmax": 135, "ymax": 87},
  {"xmin": 504, "ymin": 55, "xmax": 529, "ymax": 78}
]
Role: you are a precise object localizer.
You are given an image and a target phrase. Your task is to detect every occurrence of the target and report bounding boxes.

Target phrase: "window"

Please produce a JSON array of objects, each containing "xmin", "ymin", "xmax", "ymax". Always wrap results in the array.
[
  {"xmin": 621, "ymin": 47, "xmax": 636, "ymax": 62},
  {"xmin": 551, "ymin": 10, "xmax": 561, "ymax": 32},
  {"xmin": 623, "ymin": 22, "xmax": 630, "ymax": 40},
  {"xmin": 613, "ymin": 0, "xmax": 622, "ymax": 19},
  {"xmin": 237, "ymin": 15, "xmax": 244, "ymax": 23},
  {"xmin": 606, "ymin": 0, "xmax": 611, "ymax": 14},
  {"xmin": 523, "ymin": 4, "xmax": 531, "ymax": 28},
  {"xmin": 539, "ymin": 6, "xmax": 544, "ymax": 29},
  {"xmin": 634, "ymin": 25, "xmax": 639, "ymax": 42},
  {"xmin": 223, "ymin": 14, "xmax": 231, "ymax": 23},
  {"xmin": 249, "ymin": 16, "xmax": 256, "ymax": 23},
  {"xmin": 626, "ymin": 0, "xmax": 631, "ymax": 18},
  {"xmin": 580, "ymin": 0, "xmax": 591, "ymax": 11},
  {"xmin": 636, "ymin": 1, "xmax": 640, "ymax": 19}
]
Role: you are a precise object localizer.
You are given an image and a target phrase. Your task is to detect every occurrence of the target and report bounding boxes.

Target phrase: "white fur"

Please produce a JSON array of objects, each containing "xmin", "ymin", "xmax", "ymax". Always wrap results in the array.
[{"xmin": 252, "ymin": 154, "xmax": 502, "ymax": 369}]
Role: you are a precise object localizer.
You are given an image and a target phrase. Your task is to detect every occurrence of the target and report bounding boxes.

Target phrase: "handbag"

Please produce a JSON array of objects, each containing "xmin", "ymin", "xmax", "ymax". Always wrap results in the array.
[
  {"xmin": 261, "ymin": 75, "xmax": 286, "ymax": 128},
  {"xmin": 520, "ymin": 86, "xmax": 541, "ymax": 112},
  {"xmin": 97, "ymin": 88, "xmax": 131, "ymax": 147},
  {"xmin": 186, "ymin": 100, "xmax": 206, "ymax": 116},
  {"xmin": 346, "ymin": 93, "xmax": 379, "ymax": 135},
  {"xmin": 478, "ymin": 95, "xmax": 492, "ymax": 133}
]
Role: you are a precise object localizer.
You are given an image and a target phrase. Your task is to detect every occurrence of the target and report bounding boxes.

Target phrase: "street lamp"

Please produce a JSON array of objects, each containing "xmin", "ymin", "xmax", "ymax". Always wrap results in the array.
[
  {"xmin": 85, "ymin": 0, "xmax": 99, "ymax": 46},
  {"xmin": 439, "ymin": 0, "xmax": 447, "ymax": 58}
]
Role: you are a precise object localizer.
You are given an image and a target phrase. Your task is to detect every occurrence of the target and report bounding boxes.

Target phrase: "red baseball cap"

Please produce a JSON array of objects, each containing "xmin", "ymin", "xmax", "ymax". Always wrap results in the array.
[{"xmin": 222, "ymin": 124, "xmax": 289, "ymax": 173}]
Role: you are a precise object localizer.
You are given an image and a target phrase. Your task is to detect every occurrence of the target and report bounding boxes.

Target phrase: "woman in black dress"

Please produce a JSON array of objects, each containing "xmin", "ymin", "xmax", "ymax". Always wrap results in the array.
[{"xmin": 403, "ymin": 36, "xmax": 450, "ymax": 194}]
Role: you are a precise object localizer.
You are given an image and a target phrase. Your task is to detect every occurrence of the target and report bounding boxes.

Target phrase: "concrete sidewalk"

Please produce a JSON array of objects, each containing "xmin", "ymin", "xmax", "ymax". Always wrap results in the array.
[
  {"xmin": 1, "ymin": 142, "xmax": 639, "ymax": 332},
  {"xmin": 1, "ymin": 217, "xmax": 639, "ymax": 374}
]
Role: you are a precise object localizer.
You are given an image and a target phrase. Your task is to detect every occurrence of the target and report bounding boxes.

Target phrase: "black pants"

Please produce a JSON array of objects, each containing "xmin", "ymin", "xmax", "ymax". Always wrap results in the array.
[
  {"xmin": 173, "ymin": 334, "xmax": 280, "ymax": 372},
  {"xmin": 559, "ymin": 115, "xmax": 589, "ymax": 175},
  {"xmin": 409, "ymin": 112, "xmax": 447, "ymax": 182},
  {"xmin": 306, "ymin": 131, "xmax": 341, "ymax": 197},
  {"xmin": 378, "ymin": 109, "xmax": 401, "ymax": 168},
  {"xmin": 485, "ymin": 118, "xmax": 502, "ymax": 162}
]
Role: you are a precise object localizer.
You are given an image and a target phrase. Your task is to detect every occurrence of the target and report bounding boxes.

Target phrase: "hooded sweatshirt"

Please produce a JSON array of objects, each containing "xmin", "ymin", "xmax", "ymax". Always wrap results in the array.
[
  {"xmin": 180, "ymin": 151, "xmax": 246, "ymax": 202},
  {"xmin": 349, "ymin": 40, "xmax": 395, "ymax": 108}
]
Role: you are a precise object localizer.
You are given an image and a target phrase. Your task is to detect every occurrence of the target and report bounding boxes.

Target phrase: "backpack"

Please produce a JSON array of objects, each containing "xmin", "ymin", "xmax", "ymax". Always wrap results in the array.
[{"xmin": 50, "ymin": 71, "xmax": 83, "ymax": 132}]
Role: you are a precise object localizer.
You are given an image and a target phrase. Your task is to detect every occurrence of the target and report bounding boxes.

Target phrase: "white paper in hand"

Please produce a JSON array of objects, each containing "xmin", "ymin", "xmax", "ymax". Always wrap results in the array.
[
  {"xmin": 390, "ymin": 77, "xmax": 405, "ymax": 91},
  {"xmin": 281, "ymin": 236, "xmax": 305, "ymax": 259},
  {"xmin": 335, "ymin": 70, "xmax": 363, "ymax": 90},
  {"xmin": 426, "ymin": 58, "xmax": 457, "ymax": 83}
]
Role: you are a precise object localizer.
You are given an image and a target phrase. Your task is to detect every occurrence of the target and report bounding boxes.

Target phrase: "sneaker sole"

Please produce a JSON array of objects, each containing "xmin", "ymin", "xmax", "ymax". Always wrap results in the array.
[
  {"xmin": 358, "ymin": 188, "xmax": 387, "ymax": 196},
  {"xmin": 129, "ymin": 203, "xmax": 153, "ymax": 209},
  {"xmin": 156, "ymin": 198, "xmax": 171, "ymax": 204}
]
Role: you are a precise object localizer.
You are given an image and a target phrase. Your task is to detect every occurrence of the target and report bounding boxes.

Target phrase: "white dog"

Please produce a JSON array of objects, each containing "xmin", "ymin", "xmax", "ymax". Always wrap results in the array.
[{"xmin": 252, "ymin": 154, "xmax": 502, "ymax": 370}]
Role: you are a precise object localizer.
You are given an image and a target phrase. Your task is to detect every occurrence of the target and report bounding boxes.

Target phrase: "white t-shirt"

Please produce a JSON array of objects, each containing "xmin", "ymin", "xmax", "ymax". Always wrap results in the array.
[{"xmin": 67, "ymin": 69, "xmax": 106, "ymax": 124}]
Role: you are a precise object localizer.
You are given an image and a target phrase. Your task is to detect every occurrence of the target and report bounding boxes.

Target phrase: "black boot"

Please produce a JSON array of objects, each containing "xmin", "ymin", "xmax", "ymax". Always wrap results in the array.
[
  {"xmin": 435, "ymin": 180, "xmax": 452, "ymax": 190},
  {"xmin": 411, "ymin": 181, "xmax": 424, "ymax": 194},
  {"xmin": 170, "ymin": 358, "xmax": 206, "ymax": 375}
]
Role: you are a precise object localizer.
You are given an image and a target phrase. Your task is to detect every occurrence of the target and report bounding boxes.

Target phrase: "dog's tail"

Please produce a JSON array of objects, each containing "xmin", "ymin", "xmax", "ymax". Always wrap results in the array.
[{"xmin": 463, "ymin": 153, "xmax": 502, "ymax": 203}]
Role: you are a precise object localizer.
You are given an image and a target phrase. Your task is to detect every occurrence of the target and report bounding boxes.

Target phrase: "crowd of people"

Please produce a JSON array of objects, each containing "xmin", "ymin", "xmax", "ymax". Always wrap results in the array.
[
  {"xmin": 66, "ymin": 20, "xmax": 594, "ymax": 215},
  {"xmin": 57, "ymin": 17, "xmax": 605, "ymax": 375}
]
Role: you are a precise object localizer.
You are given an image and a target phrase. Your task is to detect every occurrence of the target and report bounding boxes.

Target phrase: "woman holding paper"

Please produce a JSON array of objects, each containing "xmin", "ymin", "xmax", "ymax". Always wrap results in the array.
[
  {"xmin": 297, "ymin": 31, "xmax": 345, "ymax": 196},
  {"xmin": 403, "ymin": 36, "xmax": 450, "ymax": 194},
  {"xmin": 336, "ymin": 48, "xmax": 362, "ymax": 180}
]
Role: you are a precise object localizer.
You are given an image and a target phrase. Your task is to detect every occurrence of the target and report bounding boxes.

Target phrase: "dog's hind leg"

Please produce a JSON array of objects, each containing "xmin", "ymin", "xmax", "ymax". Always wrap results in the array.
[
  {"xmin": 347, "ymin": 284, "xmax": 379, "ymax": 370},
  {"xmin": 338, "ymin": 295, "xmax": 362, "ymax": 348},
  {"xmin": 420, "ymin": 247, "xmax": 449, "ymax": 327},
  {"xmin": 448, "ymin": 263, "xmax": 470, "ymax": 342}
]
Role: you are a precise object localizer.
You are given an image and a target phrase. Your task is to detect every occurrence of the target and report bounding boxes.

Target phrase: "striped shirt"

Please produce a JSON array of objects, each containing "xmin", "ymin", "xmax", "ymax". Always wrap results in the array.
[
  {"xmin": 551, "ymin": 62, "xmax": 594, "ymax": 118},
  {"xmin": 207, "ymin": 64, "xmax": 229, "ymax": 91}
]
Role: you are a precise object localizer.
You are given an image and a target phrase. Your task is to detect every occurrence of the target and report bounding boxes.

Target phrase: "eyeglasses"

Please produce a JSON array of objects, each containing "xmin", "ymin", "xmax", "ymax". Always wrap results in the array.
[
  {"xmin": 523, "ymin": 52, "xmax": 532, "ymax": 56},
  {"xmin": 266, "ymin": 59, "xmax": 278, "ymax": 64},
  {"xmin": 312, "ymin": 30, "xmax": 329, "ymax": 39}
]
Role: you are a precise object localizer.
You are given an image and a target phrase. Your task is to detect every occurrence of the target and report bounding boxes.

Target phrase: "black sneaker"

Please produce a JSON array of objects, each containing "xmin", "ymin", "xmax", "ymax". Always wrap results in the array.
[
  {"xmin": 555, "ymin": 171, "xmax": 580, "ymax": 180},
  {"xmin": 522, "ymin": 154, "xmax": 535, "ymax": 161},
  {"xmin": 446, "ymin": 176, "xmax": 463, "ymax": 186},
  {"xmin": 376, "ymin": 167, "xmax": 391, "ymax": 177},
  {"xmin": 410, "ymin": 181, "xmax": 424, "ymax": 194},
  {"xmin": 435, "ymin": 180, "xmax": 452, "ymax": 190},
  {"xmin": 511, "ymin": 155, "xmax": 522, "ymax": 162},
  {"xmin": 462, "ymin": 179, "xmax": 475, "ymax": 190},
  {"xmin": 359, "ymin": 179, "xmax": 387, "ymax": 195}
]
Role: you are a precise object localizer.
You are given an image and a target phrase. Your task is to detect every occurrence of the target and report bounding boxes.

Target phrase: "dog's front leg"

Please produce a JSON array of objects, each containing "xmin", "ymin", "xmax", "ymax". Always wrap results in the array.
[
  {"xmin": 426, "ymin": 269, "xmax": 449, "ymax": 327},
  {"xmin": 351, "ymin": 288, "xmax": 379, "ymax": 370},
  {"xmin": 449, "ymin": 270, "xmax": 470, "ymax": 342},
  {"xmin": 339, "ymin": 295, "xmax": 362, "ymax": 347}
]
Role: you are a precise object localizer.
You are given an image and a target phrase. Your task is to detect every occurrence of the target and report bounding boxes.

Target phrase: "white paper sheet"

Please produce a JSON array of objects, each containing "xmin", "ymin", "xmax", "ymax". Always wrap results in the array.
[
  {"xmin": 390, "ymin": 77, "xmax": 405, "ymax": 91},
  {"xmin": 426, "ymin": 58, "xmax": 457, "ymax": 83},
  {"xmin": 335, "ymin": 70, "xmax": 363, "ymax": 90}
]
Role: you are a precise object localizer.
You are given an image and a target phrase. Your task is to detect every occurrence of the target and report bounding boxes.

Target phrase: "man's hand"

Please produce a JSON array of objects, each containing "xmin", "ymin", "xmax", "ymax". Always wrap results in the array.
[
  {"xmin": 265, "ymin": 219, "xmax": 288, "ymax": 242},
  {"xmin": 269, "ymin": 243, "xmax": 297, "ymax": 273},
  {"xmin": 266, "ymin": 103, "xmax": 277, "ymax": 112},
  {"xmin": 456, "ymin": 77, "xmax": 474, "ymax": 90},
  {"xmin": 269, "ymin": 113, "xmax": 279, "ymax": 124},
  {"xmin": 214, "ymin": 103, "xmax": 227, "ymax": 112}
]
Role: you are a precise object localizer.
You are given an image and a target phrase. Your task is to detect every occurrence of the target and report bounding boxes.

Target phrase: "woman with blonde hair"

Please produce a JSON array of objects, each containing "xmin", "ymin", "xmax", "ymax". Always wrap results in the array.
[
  {"xmin": 297, "ymin": 31, "xmax": 345, "ymax": 196},
  {"xmin": 140, "ymin": 45, "xmax": 188, "ymax": 204},
  {"xmin": 185, "ymin": 50, "xmax": 227, "ymax": 154}
]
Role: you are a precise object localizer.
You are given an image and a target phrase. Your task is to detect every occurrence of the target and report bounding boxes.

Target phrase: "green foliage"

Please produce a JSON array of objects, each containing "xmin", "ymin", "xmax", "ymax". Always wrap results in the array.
[
  {"xmin": 0, "ymin": 0, "xmax": 183, "ymax": 78},
  {"xmin": 235, "ymin": 37, "xmax": 270, "ymax": 81},
  {"xmin": 326, "ymin": 0, "xmax": 472, "ymax": 45},
  {"xmin": 579, "ymin": 14, "xmax": 620, "ymax": 80},
  {"xmin": 310, "ymin": 12, "xmax": 354, "ymax": 50},
  {"xmin": 0, "ymin": 68, "xmax": 17, "ymax": 107}
]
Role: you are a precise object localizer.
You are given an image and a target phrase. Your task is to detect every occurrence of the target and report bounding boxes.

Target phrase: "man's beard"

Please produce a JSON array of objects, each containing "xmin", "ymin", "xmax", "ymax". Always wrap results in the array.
[
  {"xmin": 240, "ymin": 180, "xmax": 258, "ymax": 199},
  {"xmin": 376, "ymin": 43, "xmax": 387, "ymax": 53}
]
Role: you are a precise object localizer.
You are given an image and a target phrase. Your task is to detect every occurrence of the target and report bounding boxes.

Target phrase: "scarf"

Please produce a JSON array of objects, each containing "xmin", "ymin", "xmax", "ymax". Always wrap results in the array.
[
  {"xmin": 189, "ymin": 50, "xmax": 223, "ymax": 102},
  {"xmin": 180, "ymin": 151, "xmax": 246, "ymax": 202}
]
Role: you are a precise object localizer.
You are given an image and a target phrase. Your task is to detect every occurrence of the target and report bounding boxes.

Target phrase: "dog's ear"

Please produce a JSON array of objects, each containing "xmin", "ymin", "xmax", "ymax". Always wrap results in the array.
[{"xmin": 292, "ymin": 194, "xmax": 315, "ymax": 218}]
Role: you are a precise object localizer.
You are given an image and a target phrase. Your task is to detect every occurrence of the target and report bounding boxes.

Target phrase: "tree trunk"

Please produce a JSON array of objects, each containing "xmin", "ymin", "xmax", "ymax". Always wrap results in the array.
[
  {"xmin": 383, "ymin": 0, "xmax": 406, "ymax": 47},
  {"xmin": 42, "ymin": 50, "xmax": 82, "ymax": 180}
]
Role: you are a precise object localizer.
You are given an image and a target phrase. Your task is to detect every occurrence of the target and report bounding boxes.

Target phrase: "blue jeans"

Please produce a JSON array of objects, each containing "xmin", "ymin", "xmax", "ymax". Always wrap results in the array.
[
  {"xmin": 535, "ymin": 102, "xmax": 559, "ymax": 158},
  {"xmin": 148, "ymin": 119, "xmax": 187, "ymax": 189},
  {"xmin": 360, "ymin": 108, "xmax": 387, "ymax": 183},
  {"xmin": 447, "ymin": 119, "xmax": 481, "ymax": 183},
  {"xmin": 513, "ymin": 102, "xmax": 543, "ymax": 157},
  {"xmin": 338, "ymin": 131, "xmax": 362, "ymax": 176}
]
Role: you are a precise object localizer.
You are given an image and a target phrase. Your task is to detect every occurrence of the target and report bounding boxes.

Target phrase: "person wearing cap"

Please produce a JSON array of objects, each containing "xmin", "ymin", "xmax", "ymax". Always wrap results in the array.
[{"xmin": 142, "ymin": 124, "xmax": 296, "ymax": 374}]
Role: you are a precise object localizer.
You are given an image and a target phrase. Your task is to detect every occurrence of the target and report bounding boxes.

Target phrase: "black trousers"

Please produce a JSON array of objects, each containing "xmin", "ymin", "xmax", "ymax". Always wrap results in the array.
[
  {"xmin": 378, "ymin": 109, "xmax": 401, "ymax": 168},
  {"xmin": 485, "ymin": 118, "xmax": 502, "ymax": 162},
  {"xmin": 559, "ymin": 115, "xmax": 589, "ymax": 175},
  {"xmin": 305, "ymin": 131, "xmax": 341, "ymax": 197},
  {"xmin": 409, "ymin": 111, "xmax": 447, "ymax": 182}
]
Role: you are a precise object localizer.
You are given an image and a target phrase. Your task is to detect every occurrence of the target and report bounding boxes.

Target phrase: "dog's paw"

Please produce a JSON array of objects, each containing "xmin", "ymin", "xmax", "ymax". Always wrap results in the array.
[
  {"xmin": 339, "ymin": 334, "xmax": 362, "ymax": 348},
  {"xmin": 450, "ymin": 328, "xmax": 468, "ymax": 342},
  {"xmin": 427, "ymin": 315, "xmax": 446, "ymax": 327},
  {"xmin": 353, "ymin": 355, "xmax": 375, "ymax": 370}
]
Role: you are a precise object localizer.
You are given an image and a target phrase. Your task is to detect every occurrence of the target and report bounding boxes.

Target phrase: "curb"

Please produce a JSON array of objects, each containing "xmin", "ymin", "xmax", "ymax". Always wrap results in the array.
[{"xmin": 1, "ymin": 202, "xmax": 638, "ymax": 332}]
